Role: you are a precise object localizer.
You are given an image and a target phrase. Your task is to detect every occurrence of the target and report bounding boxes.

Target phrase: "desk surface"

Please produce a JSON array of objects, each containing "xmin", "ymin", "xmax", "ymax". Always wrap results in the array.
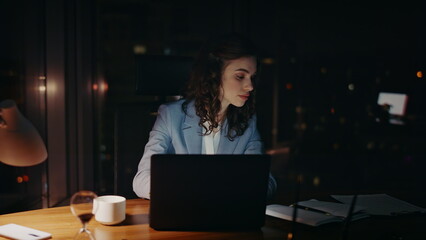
[
  {"xmin": 0, "ymin": 199, "xmax": 285, "ymax": 240},
  {"xmin": 0, "ymin": 198, "xmax": 425, "ymax": 240}
]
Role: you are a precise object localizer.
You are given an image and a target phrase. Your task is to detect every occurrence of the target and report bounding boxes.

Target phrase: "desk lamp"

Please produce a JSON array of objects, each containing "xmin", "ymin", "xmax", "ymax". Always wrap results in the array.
[{"xmin": 0, "ymin": 99, "xmax": 47, "ymax": 167}]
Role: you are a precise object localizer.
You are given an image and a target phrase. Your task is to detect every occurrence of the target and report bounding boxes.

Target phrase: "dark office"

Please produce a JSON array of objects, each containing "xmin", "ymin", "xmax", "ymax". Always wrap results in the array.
[{"xmin": 0, "ymin": 0, "xmax": 425, "ymax": 239}]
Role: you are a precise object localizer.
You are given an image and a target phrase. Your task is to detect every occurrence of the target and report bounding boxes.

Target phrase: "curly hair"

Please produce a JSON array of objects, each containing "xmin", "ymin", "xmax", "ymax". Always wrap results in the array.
[{"xmin": 182, "ymin": 33, "xmax": 260, "ymax": 140}]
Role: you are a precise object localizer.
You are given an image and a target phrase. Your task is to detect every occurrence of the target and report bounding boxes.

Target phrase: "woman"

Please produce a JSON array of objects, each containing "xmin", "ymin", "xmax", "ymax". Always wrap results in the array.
[{"xmin": 133, "ymin": 33, "xmax": 277, "ymax": 199}]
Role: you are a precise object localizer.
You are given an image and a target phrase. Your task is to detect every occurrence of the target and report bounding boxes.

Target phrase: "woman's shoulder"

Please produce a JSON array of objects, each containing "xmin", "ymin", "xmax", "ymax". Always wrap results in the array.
[
  {"xmin": 158, "ymin": 98, "xmax": 191, "ymax": 115},
  {"xmin": 246, "ymin": 114, "xmax": 257, "ymax": 130},
  {"xmin": 162, "ymin": 98, "xmax": 184, "ymax": 107}
]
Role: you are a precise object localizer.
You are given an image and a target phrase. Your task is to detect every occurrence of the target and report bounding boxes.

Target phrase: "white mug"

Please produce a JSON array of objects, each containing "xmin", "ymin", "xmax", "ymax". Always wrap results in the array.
[{"xmin": 94, "ymin": 195, "xmax": 126, "ymax": 225}]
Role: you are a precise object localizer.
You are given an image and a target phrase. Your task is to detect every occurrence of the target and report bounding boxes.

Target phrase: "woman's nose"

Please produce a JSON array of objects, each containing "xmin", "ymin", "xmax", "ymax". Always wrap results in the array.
[{"xmin": 244, "ymin": 79, "xmax": 253, "ymax": 91}]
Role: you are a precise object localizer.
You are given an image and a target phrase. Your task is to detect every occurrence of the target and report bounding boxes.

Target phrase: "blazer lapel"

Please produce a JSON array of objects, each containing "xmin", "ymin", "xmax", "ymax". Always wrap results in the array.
[
  {"xmin": 217, "ymin": 119, "xmax": 239, "ymax": 154},
  {"xmin": 182, "ymin": 101, "xmax": 202, "ymax": 154}
]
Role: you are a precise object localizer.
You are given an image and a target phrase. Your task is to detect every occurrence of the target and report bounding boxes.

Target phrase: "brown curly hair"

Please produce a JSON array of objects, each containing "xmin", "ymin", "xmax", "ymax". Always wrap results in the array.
[{"xmin": 182, "ymin": 33, "xmax": 260, "ymax": 140}]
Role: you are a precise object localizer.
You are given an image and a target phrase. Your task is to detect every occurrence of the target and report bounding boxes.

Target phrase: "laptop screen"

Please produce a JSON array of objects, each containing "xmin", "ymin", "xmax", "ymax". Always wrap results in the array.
[{"xmin": 377, "ymin": 92, "xmax": 408, "ymax": 116}]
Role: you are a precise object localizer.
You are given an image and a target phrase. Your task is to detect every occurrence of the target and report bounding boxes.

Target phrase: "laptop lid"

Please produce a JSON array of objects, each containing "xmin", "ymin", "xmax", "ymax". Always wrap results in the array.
[{"xmin": 149, "ymin": 154, "xmax": 271, "ymax": 231}]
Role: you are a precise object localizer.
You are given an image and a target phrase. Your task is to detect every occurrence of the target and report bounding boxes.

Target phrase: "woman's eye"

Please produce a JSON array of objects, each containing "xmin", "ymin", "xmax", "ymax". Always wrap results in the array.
[{"xmin": 236, "ymin": 75, "xmax": 244, "ymax": 80}]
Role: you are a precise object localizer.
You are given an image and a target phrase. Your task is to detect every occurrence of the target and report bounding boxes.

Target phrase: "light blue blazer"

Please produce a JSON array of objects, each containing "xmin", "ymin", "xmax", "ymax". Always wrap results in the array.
[{"xmin": 132, "ymin": 99, "xmax": 276, "ymax": 199}]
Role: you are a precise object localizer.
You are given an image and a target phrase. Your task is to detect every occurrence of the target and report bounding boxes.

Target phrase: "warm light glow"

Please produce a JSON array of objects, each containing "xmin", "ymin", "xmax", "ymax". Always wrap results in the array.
[
  {"xmin": 134, "ymin": 44, "xmax": 147, "ymax": 55},
  {"xmin": 295, "ymin": 122, "xmax": 307, "ymax": 131},
  {"xmin": 38, "ymin": 75, "xmax": 46, "ymax": 94},
  {"xmin": 262, "ymin": 58, "xmax": 275, "ymax": 65},
  {"xmin": 0, "ymin": 100, "xmax": 48, "ymax": 167},
  {"xmin": 23, "ymin": 175, "xmax": 29, "ymax": 182},
  {"xmin": 313, "ymin": 176, "xmax": 320, "ymax": 186},
  {"xmin": 330, "ymin": 107, "xmax": 335, "ymax": 114},
  {"xmin": 286, "ymin": 83, "xmax": 293, "ymax": 90},
  {"xmin": 47, "ymin": 82, "xmax": 57, "ymax": 94},
  {"xmin": 16, "ymin": 176, "xmax": 23, "ymax": 183},
  {"xmin": 266, "ymin": 147, "xmax": 290, "ymax": 155},
  {"xmin": 287, "ymin": 232, "xmax": 294, "ymax": 240},
  {"xmin": 94, "ymin": 81, "xmax": 109, "ymax": 92},
  {"xmin": 348, "ymin": 83, "xmax": 355, "ymax": 91},
  {"xmin": 417, "ymin": 71, "xmax": 423, "ymax": 78},
  {"xmin": 101, "ymin": 82, "xmax": 109, "ymax": 91}
]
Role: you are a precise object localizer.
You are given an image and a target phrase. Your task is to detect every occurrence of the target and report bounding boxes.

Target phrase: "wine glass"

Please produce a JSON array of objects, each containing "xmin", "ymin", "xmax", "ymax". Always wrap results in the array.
[{"xmin": 70, "ymin": 190, "xmax": 98, "ymax": 240}]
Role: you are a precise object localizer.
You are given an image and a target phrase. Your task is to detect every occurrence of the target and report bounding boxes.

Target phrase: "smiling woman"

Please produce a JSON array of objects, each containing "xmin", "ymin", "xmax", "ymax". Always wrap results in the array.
[{"xmin": 132, "ymin": 33, "xmax": 277, "ymax": 200}]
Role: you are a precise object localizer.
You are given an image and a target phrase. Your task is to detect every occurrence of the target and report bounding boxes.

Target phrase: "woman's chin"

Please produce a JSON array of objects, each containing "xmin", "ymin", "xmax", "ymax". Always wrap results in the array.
[{"xmin": 231, "ymin": 102, "xmax": 246, "ymax": 108}]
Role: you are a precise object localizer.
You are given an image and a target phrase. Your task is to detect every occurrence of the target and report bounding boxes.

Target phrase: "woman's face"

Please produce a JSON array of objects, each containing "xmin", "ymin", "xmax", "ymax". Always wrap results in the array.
[{"xmin": 219, "ymin": 56, "xmax": 256, "ymax": 110}]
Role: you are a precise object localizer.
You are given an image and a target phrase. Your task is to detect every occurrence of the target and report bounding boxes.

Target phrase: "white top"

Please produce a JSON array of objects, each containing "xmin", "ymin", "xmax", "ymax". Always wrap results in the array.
[{"xmin": 202, "ymin": 122, "xmax": 221, "ymax": 154}]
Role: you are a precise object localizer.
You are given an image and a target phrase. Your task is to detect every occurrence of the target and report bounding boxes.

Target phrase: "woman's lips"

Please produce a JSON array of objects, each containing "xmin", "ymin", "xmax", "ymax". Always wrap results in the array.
[{"xmin": 238, "ymin": 95, "xmax": 249, "ymax": 100}]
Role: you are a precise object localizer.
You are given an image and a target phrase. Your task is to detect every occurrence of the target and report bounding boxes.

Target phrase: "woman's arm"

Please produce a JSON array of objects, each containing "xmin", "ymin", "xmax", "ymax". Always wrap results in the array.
[
  {"xmin": 243, "ymin": 115, "xmax": 263, "ymax": 154},
  {"xmin": 132, "ymin": 104, "xmax": 172, "ymax": 199}
]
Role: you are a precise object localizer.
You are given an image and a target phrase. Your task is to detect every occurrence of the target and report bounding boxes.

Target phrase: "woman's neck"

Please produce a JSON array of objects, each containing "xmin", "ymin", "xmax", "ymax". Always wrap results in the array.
[
  {"xmin": 217, "ymin": 109, "xmax": 227, "ymax": 123},
  {"xmin": 217, "ymin": 103, "xmax": 229, "ymax": 123}
]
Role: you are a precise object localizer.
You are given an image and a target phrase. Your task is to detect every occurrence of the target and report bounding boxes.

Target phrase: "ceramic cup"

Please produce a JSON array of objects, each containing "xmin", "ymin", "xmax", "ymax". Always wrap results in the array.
[{"xmin": 94, "ymin": 195, "xmax": 126, "ymax": 225}]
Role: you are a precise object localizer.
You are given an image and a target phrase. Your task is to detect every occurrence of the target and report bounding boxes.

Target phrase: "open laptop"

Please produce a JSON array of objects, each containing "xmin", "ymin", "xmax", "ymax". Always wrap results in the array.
[{"xmin": 149, "ymin": 154, "xmax": 271, "ymax": 231}]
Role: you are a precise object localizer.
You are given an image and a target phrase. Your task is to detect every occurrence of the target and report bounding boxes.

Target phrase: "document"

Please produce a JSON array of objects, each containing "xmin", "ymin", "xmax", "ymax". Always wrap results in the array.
[
  {"xmin": 296, "ymin": 199, "xmax": 369, "ymax": 220},
  {"xmin": 331, "ymin": 194, "xmax": 426, "ymax": 216},
  {"xmin": 265, "ymin": 199, "xmax": 369, "ymax": 227},
  {"xmin": 266, "ymin": 194, "xmax": 425, "ymax": 226},
  {"xmin": 266, "ymin": 204, "xmax": 344, "ymax": 227}
]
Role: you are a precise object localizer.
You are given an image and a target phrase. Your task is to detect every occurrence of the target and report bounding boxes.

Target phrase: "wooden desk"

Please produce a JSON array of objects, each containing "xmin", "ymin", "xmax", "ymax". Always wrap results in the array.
[
  {"xmin": 1, "ymin": 199, "xmax": 425, "ymax": 240},
  {"xmin": 0, "ymin": 199, "xmax": 285, "ymax": 240}
]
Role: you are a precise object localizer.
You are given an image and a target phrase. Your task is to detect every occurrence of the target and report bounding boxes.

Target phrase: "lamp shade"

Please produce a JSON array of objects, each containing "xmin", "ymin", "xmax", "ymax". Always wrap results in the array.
[{"xmin": 0, "ymin": 99, "xmax": 47, "ymax": 167}]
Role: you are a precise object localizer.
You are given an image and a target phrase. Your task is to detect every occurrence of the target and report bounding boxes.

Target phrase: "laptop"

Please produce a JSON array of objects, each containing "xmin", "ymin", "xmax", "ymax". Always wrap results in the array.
[{"xmin": 149, "ymin": 154, "xmax": 271, "ymax": 231}]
